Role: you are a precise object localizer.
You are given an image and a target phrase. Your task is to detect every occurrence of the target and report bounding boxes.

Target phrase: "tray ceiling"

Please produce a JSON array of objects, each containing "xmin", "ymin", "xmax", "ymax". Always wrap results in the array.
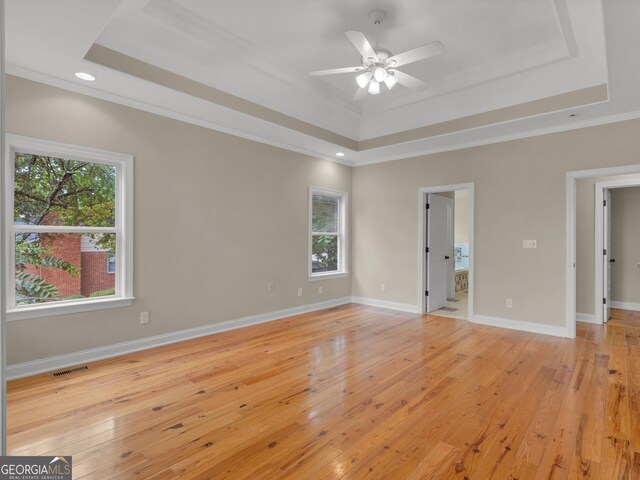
[{"xmin": 6, "ymin": 0, "xmax": 639, "ymax": 166}]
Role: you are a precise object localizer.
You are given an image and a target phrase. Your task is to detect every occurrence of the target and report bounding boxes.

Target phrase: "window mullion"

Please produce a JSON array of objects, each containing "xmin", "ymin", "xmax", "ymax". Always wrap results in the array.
[{"xmin": 12, "ymin": 225, "xmax": 117, "ymax": 234}]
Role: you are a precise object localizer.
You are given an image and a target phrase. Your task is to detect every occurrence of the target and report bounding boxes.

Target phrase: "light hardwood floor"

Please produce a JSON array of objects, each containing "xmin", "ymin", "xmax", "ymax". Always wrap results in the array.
[
  {"xmin": 609, "ymin": 308, "xmax": 640, "ymax": 329},
  {"xmin": 7, "ymin": 304, "xmax": 640, "ymax": 479}
]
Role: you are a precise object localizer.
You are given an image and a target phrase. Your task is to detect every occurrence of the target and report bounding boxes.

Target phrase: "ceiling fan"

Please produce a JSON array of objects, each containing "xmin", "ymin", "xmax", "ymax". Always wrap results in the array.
[{"xmin": 308, "ymin": 11, "xmax": 444, "ymax": 100}]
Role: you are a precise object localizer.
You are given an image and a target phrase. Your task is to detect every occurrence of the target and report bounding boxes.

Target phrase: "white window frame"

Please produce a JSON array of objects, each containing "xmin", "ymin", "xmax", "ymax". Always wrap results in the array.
[
  {"xmin": 5, "ymin": 135, "xmax": 134, "ymax": 320},
  {"xmin": 309, "ymin": 186, "xmax": 348, "ymax": 280}
]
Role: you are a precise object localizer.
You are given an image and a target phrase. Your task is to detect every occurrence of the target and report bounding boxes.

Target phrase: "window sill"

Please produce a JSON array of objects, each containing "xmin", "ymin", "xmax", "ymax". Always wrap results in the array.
[
  {"xmin": 7, "ymin": 297, "xmax": 135, "ymax": 321},
  {"xmin": 309, "ymin": 272, "xmax": 350, "ymax": 282}
]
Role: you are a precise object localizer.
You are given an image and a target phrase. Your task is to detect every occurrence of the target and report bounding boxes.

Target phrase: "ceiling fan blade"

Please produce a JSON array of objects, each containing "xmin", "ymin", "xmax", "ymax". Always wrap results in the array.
[
  {"xmin": 388, "ymin": 41, "xmax": 444, "ymax": 67},
  {"xmin": 352, "ymin": 87, "xmax": 368, "ymax": 101},
  {"xmin": 308, "ymin": 66, "xmax": 366, "ymax": 76},
  {"xmin": 345, "ymin": 31, "xmax": 379, "ymax": 63},
  {"xmin": 391, "ymin": 70, "xmax": 427, "ymax": 90}
]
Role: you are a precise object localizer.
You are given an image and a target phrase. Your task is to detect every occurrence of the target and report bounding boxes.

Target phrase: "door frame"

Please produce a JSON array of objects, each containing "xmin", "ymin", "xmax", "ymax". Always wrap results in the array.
[
  {"xmin": 566, "ymin": 164, "xmax": 640, "ymax": 338},
  {"xmin": 594, "ymin": 178, "xmax": 640, "ymax": 324},
  {"xmin": 0, "ymin": 0, "xmax": 6, "ymax": 454},
  {"xmin": 418, "ymin": 183, "xmax": 474, "ymax": 319}
]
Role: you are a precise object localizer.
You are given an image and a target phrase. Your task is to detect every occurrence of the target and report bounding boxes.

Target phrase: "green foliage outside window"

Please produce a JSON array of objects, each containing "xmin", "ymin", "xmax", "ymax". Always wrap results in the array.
[
  {"xmin": 14, "ymin": 153, "xmax": 116, "ymax": 304},
  {"xmin": 312, "ymin": 194, "xmax": 340, "ymax": 273}
]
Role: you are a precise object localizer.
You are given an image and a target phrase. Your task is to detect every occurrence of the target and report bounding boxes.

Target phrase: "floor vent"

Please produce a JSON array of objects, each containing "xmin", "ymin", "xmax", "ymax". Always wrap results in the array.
[{"xmin": 52, "ymin": 365, "xmax": 89, "ymax": 377}]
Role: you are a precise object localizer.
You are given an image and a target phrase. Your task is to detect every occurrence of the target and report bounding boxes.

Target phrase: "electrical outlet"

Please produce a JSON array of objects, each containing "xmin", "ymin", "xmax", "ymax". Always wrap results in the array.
[
  {"xmin": 522, "ymin": 240, "xmax": 537, "ymax": 249},
  {"xmin": 267, "ymin": 281, "xmax": 275, "ymax": 292},
  {"xmin": 506, "ymin": 298, "xmax": 513, "ymax": 308},
  {"xmin": 318, "ymin": 286, "xmax": 323, "ymax": 295},
  {"xmin": 380, "ymin": 283, "xmax": 387, "ymax": 293},
  {"xmin": 140, "ymin": 311, "xmax": 150, "ymax": 324},
  {"xmin": 297, "ymin": 288, "xmax": 303, "ymax": 297}
]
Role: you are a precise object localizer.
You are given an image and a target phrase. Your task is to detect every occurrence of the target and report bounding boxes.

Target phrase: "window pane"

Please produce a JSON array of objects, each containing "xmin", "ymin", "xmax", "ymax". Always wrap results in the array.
[
  {"xmin": 107, "ymin": 254, "xmax": 116, "ymax": 274},
  {"xmin": 312, "ymin": 235, "xmax": 338, "ymax": 273},
  {"xmin": 14, "ymin": 152, "xmax": 116, "ymax": 227},
  {"xmin": 15, "ymin": 232, "xmax": 116, "ymax": 305},
  {"xmin": 312, "ymin": 194, "xmax": 339, "ymax": 233}
]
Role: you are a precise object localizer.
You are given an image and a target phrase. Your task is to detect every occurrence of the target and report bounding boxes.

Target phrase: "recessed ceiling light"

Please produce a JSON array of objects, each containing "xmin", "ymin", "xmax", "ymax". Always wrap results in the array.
[
  {"xmin": 75, "ymin": 72, "xmax": 96, "ymax": 82},
  {"xmin": 336, "ymin": 152, "xmax": 345, "ymax": 157}
]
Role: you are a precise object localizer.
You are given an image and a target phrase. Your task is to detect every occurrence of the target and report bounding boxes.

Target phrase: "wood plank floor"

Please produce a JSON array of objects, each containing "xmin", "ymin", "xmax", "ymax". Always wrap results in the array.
[
  {"xmin": 609, "ymin": 308, "xmax": 640, "ymax": 329},
  {"xmin": 7, "ymin": 304, "xmax": 640, "ymax": 479}
]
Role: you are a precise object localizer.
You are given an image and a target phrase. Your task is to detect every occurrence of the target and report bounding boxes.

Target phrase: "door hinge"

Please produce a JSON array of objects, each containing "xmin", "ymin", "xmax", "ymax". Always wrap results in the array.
[
  {"xmin": 426, "ymin": 247, "xmax": 429, "ymax": 253},
  {"xmin": 603, "ymin": 298, "xmax": 607, "ymax": 305},
  {"xmin": 603, "ymin": 199, "xmax": 607, "ymax": 207},
  {"xmin": 603, "ymin": 248, "xmax": 607, "ymax": 256},
  {"xmin": 425, "ymin": 290, "xmax": 429, "ymax": 296},
  {"xmin": 425, "ymin": 203, "xmax": 430, "ymax": 210}
]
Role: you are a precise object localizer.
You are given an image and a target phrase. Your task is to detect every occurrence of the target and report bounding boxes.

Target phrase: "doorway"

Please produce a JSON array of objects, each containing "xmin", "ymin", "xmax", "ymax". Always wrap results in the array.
[
  {"xmin": 567, "ymin": 164, "xmax": 640, "ymax": 339},
  {"xmin": 419, "ymin": 184, "xmax": 474, "ymax": 321},
  {"xmin": 595, "ymin": 180, "xmax": 640, "ymax": 325}
]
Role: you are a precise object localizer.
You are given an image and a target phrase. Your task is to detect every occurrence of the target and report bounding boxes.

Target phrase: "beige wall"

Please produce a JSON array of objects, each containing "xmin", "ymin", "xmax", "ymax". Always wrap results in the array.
[
  {"xmin": 9, "ymin": 75, "xmax": 640, "ymax": 365},
  {"xmin": 575, "ymin": 173, "xmax": 640, "ymax": 315},
  {"xmin": 5, "ymin": 76, "xmax": 352, "ymax": 365},
  {"xmin": 611, "ymin": 187, "xmax": 640, "ymax": 305},
  {"xmin": 352, "ymin": 120, "xmax": 640, "ymax": 326},
  {"xmin": 455, "ymin": 190, "xmax": 470, "ymax": 244}
]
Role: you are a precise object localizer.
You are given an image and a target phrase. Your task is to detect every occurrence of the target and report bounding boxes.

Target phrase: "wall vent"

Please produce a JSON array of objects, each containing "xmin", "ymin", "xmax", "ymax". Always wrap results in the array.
[{"xmin": 51, "ymin": 365, "xmax": 89, "ymax": 377}]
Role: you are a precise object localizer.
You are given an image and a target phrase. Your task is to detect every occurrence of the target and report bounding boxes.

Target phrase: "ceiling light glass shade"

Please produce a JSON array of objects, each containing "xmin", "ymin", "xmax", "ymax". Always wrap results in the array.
[
  {"xmin": 356, "ymin": 72, "xmax": 373, "ymax": 88},
  {"xmin": 373, "ymin": 66, "xmax": 388, "ymax": 82},
  {"xmin": 384, "ymin": 74, "xmax": 398, "ymax": 90},
  {"xmin": 368, "ymin": 80, "xmax": 380, "ymax": 95}
]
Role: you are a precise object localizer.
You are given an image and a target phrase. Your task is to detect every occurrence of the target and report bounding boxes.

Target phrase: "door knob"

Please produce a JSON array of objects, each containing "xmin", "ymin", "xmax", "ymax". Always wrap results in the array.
[
  {"xmin": 445, "ymin": 256, "xmax": 450, "ymax": 260},
  {"xmin": 610, "ymin": 258, "xmax": 616, "ymax": 263}
]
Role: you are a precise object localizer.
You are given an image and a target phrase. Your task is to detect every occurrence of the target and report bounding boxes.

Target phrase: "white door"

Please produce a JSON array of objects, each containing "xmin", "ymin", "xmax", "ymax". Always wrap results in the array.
[
  {"xmin": 446, "ymin": 199, "xmax": 455, "ymax": 300},
  {"xmin": 603, "ymin": 189, "xmax": 612, "ymax": 322},
  {"xmin": 426, "ymin": 194, "xmax": 452, "ymax": 312}
]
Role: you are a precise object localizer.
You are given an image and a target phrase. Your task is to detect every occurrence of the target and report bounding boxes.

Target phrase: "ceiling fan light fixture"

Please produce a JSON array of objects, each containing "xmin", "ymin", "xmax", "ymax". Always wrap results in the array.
[
  {"xmin": 384, "ymin": 74, "xmax": 398, "ymax": 90},
  {"xmin": 373, "ymin": 66, "xmax": 387, "ymax": 83},
  {"xmin": 368, "ymin": 80, "xmax": 380, "ymax": 95},
  {"xmin": 356, "ymin": 71, "xmax": 373, "ymax": 88}
]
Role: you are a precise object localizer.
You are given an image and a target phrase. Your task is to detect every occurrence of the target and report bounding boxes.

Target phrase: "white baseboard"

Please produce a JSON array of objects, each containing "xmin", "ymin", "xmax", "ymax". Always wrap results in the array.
[
  {"xmin": 576, "ymin": 312, "xmax": 597, "ymax": 324},
  {"xmin": 610, "ymin": 301, "xmax": 640, "ymax": 312},
  {"xmin": 350, "ymin": 296, "xmax": 419, "ymax": 313},
  {"xmin": 472, "ymin": 314, "xmax": 567, "ymax": 338},
  {"xmin": 7, "ymin": 296, "xmax": 352, "ymax": 380}
]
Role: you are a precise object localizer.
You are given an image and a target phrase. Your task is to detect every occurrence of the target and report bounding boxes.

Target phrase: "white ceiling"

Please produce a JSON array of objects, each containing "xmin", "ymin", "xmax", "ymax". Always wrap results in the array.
[{"xmin": 5, "ymin": 0, "xmax": 640, "ymax": 166}]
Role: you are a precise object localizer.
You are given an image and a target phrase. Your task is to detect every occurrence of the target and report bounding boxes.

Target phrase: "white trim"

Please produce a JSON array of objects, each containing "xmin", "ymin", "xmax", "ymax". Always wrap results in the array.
[
  {"xmin": 610, "ymin": 301, "xmax": 640, "ymax": 312},
  {"xmin": 352, "ymin": 109, "xmax": 640, "ymax": 168},
  {"xmin": 473, "ymin": 314, "xmax": 567, "ymax": 338},
  {"xmin": 6, "ymin": 296, "xmax": 352, "ymax": 380},
  {"xmin": 308, "ymin": 186, "xmax": 349, "ymax": 280},
  {"xmin": 10, "ymin": 66, "xmax": 638, "ymax": 171},
  {"xmin": 566, "ymin": 163, "xmax": 640, "ymax": 338},
  {"xmin": 308, "ymin": 272, "xmax": 349, "ymax": 282},
  {"xmin": 12, "ymin": 226, "xmax": 116, "ymax": 234},
  {"xmin": 6, "ymin": 65, "xmax": 355, "ymax": 168},
  {"xmin": 576, "ymin": 313, "xmax": 597, "ymax": 324},
  {"xmin": 0, "ymin": 0, "xmax": 7, "ymax": 455},
  {"xmin": 6, "ymin": 297, "xmax": 134, "ymax": 321},
  {"xmin": 4, "ymin": 135, "xmax": 134, "ymax": 319},
  {"xmin": 418, "ymin": 183, "xmax": 475, "ymax": 322},
  {"xmin": 350, "ymin": 296, "xmax": 419, "ymax": 313}
]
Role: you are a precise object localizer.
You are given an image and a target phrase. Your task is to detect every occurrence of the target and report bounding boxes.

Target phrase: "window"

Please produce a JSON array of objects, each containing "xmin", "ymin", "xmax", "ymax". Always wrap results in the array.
[
  {"xmin": 6, "ymin": 135, "xmax": 134, "ymax": 320},
  {"xmin": 309, "ymin": 187, "xmax": 348, "ymax": 279},
  {"xmin": 107, "ymin": 255, "xmax": 116, "ymax": 274}
]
